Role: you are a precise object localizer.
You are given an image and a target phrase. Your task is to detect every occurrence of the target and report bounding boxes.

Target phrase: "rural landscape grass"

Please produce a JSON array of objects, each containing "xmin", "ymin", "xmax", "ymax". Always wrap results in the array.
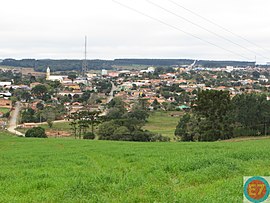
[
  {"xmin": 144, "ymin": 111, "xmax": 181, "ymax": 139},
  {"xmin": 39, "ymin": 122, "xmax": 71, "ymax": 132},
  {"xmin": 1, "ymin": 131, "xmax": 270, "ymax": 202},
  {"xmin": 17, "ymin": 111, "xmax": 180, "ymax": 139}
]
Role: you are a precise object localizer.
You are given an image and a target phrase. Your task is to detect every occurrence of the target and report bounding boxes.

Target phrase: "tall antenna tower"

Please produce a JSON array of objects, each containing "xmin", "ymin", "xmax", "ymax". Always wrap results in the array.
[{"xmin": 82, "ymin": 36, "xmax": 88, "ymax": 77}]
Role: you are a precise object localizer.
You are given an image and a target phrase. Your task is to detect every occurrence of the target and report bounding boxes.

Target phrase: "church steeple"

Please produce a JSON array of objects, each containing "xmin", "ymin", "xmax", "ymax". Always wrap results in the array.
[{"xmin": 46, "ymin": 67, "xmax": 50, "ymax": 80}]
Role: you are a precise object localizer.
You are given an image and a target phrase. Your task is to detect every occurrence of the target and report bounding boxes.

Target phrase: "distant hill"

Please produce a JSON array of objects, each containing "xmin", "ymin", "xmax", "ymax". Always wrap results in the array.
[{"xmin": 0, "ymin": 58, "xmax": 255, "ymax": 72}]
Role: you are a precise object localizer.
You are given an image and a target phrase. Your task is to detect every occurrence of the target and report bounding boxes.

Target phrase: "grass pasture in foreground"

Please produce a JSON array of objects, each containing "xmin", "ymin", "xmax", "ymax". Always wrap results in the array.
[
  {"xmin": 144, "ymin": 111, "xmax": 182, "ymax": 139},
  {"xmin": 1, "ymin": 131, "xmax": 270, "ymax": 202}
]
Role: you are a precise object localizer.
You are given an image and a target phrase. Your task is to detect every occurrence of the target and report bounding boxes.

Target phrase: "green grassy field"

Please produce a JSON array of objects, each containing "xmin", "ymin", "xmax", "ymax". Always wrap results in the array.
[
  {"xmin": 17, "ymin": 121, "xmax": 72, "ymax": 135},
  {"xmin": 39, "ymin": 121, "xmax": 72, "ymax": 131},
  {"xmin": 1, "ymin": 131, "xmax": 270, "ymax": 202},
  {"xmin": 0, "ymin": 107, "xmax": 10, "ymax": 114},
  {"xmin": 144, "ymin": 111, "xmax": 182, "ymax": 139}
]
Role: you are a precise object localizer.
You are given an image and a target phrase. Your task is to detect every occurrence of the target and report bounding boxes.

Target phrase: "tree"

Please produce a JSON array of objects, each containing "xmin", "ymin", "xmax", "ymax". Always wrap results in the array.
[
  {"xmin": 41, "ymin": 107, "xmax": 56, "ymax": 128},
  {"xmin": 108, "ymin": 97, "xmax": 126, "ymax": 110},
  {"xmin": 13, "ymin": 89, "xmax": 31, "ymax": 102},
  {"xmin": 31, "ymin": 84, "xmax": 48, "ymax": 99},
  {"xmin": 83, "ymin": 132, "xmax": 95, "ymax": 140},
  {"xmin": 69, "ymin": 111, "xmax": 100, "ymax": 139},
  {"xmin": 175, "ymin": 90, "xmax": 233, "ymax": 142},
  {"xmin": 78, "ymin": 120, "xmax": 89, "ymax": 139},
  {"xmin": 86, "ymin": 111, "xmax": 101, "ymax": 134},
  {"xmin": 81, "ymin": 91, "xmax": 91, "ymax": 103},
  {"xmin": 21, "ymin": 108, "xmax": 37, "ymax": 123},
  {"xmin": 252, "ymin": 71, "xmax": 260, "ymax": 79},
  {"xmin": 36, "ymin": 102, "xmax": 44, "ymax": 110},
  {"xmin": 30, "ymin": 75, "xmax": 36, "ymax": 83},
  {"xmin": 152, "ymin": 99, "xmax": 160, "ymax": 110},
  {"xmin": 175, "ymin": 114, "xmax": 193, "ymax": 141},
  {"xmin": 107, "ymin": 108, "xmax": 125, "ymax": 120},
  {"xmin": 112, "ymin": 126, "xmax": 131, "ymax": 141},
  {"xmin": 125, "ymin": 107, "xmax": 149, "ymax": 121},
  {"xmin": 70, "ymin": 120, "xmax": 78, "ymax": 139},
  {"xmin": 25, "ymin": 127, "xmax": 47, "ymax": 138},
  {"xmin": 68, "ymin": 72, "xmax": 77, "ymax": 83},
  {"xmin": 231, "ymin": 93, "xmax": 270, "ymax": 136},
  {"xmin": 98, "ymin": 121, "xmax": 119, "ymax": 140}
]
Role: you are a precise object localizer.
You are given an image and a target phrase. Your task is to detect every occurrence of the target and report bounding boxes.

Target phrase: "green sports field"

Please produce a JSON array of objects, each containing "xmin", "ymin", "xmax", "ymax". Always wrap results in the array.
[{"xmin": 0, "ymin": 131, "xmax": 270, "ymax": 202}]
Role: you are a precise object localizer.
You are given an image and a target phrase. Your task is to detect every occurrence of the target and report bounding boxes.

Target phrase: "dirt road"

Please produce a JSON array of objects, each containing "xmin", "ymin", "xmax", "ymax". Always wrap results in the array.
[{"xmin": 7, "ymin": 102, "xmax": 24, "ymax": 136}]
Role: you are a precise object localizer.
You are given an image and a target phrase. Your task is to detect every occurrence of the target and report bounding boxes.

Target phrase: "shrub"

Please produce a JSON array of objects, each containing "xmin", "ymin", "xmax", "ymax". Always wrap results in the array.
[
  {"xmin": 3, "ymin": 112, "xmax": 10, "ymax": 118},
  {"xmin": 25, "ymin": 127, "xmax": 47, "ymax": 138},
  {"xmin": 131, "ymin": 130, "xmax": 169, "ymax": 142},
  {"xmin": 83, "ymin": 132, "xmax": 95, "ymax": 140},
  {"xmin": 98, "ymin": 121, "xmax": 119, "ymax": 140},
  {"xmin": 150, "ymin": 134, "xmax": 170, "ymax": 142},
  {"xmin": 112, "ymin": 126, "xmax": 131, "ymax": 141},
  {"xmin": 131, "ymin": 130, "xmax": 151, "ymax": 142}
]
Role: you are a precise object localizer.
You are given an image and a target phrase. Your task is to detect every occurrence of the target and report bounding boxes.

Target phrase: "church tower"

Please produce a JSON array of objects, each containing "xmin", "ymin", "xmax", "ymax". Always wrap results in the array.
[{"xmin": 46, "ymin": 67, "xmax": 50, "ymax": 80}]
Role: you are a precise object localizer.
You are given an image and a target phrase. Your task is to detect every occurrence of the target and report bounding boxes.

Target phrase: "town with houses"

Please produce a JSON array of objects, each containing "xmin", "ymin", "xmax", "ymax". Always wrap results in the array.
[{"xmin": 1, "ymin": 62, "xmax": 270, "ymax": 138}]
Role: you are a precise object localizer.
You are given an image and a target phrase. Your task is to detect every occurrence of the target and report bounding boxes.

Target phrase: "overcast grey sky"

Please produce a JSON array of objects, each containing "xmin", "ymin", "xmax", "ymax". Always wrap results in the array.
[{"xmin": 1, "ymin": 0, "xmax": 270, "ymax": 63}]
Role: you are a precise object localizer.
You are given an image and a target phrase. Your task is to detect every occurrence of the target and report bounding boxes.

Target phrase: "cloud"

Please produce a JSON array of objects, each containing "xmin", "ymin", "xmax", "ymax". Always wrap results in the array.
[{"xmin": 0, "ymin": 0, "xmax": 270, "ymax": 63}]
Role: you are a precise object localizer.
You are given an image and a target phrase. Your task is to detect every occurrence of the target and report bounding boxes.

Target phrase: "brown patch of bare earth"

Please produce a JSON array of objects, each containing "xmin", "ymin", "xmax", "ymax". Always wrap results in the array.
[{"xmin": 46, "ymin": 130, "xmax": 71, "ymax": 138}]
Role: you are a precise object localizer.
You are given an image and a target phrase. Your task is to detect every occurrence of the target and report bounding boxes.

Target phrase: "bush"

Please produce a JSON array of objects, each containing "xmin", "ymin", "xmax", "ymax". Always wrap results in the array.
[
  {"xmin": 97, "ymin": 119, "xmax": 170, "ymax": 142},
  {"xmin": 131, "ymin": 130, "xmax": 170, "ymax": 142},
  {"xmin": 98, "ymin": 121, "xmax": 120, "ymax": 140},
  {"xmin": 25, "ymin": 127, "xmax": 47, "ymax": 138},
  {"xmin": 131, "ymin": 130, "xmax": 151, "ymax": 142},
  {"xmin": 83, "ymin": 132, "xmax": 95, "ymax": 140},
  {"xmin": 111, "ymin": 126, "xmax": 131, "ymax": 141},
  {"xmin": 3, "ymin": 112, "xmax": 10, "ymax": 118},
  {"xmin": 150, "ymin": 134, "xmax": 170, "ymax": 142}
]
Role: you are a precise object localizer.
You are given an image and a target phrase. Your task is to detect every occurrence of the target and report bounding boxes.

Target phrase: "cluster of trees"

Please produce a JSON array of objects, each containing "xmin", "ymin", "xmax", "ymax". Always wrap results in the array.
[
  {"xmin": 175, "ymin": 90, "xmax": 270, "ymax": 141},
  {"xmin": 98, "ymin": 120, "xmax": 169, "ymax": 142},
  {"xmin": 68, "ymin": 111, "xmax": 101, "ymax": 139},
  {"xmin": 231, "ymin": 94, "xmax": 270, "ymax": 136},
  {"xmin": 21, "ymin": 105, "xmax": 66, "ymax": 127},
  {"xmin": 0, "ymin": 70, "xmax": 22, "ymax": 83},
  {"xmin": 92, "ymin": 79, "xmax": 112, "ymax": 94},
  {"xmin": 175, "ymin": 90, "xmax": 232, "ymax": 141},
  {"xmin": 98, "ymin": 98, "xmax": 169, "ymax": 142},
  {"xmin": 66, "ymin": 98, "xmax": 169, "ymax": 142}
]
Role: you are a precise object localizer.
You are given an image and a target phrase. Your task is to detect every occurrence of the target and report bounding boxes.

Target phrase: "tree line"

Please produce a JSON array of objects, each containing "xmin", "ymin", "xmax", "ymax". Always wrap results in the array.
[
  {"xmin": 1, "ymin": 58, "xmax": 255, "ymax": 72},
  {"xmin": 175, "ymin": 90, "xmax": 270, "ymax": 141}
]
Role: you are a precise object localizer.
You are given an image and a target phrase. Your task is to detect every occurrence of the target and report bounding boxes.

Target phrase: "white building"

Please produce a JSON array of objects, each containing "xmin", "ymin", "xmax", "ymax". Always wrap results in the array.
[
  {"xmin": 101, "ymin": 69, "xmax": 108, "ymax": 76},
  {"xmin": 0, "ymin": 82, "xmax": 12, "ymax": 86},
  {"xmin": 226, "ymin": 66, "xmax": 234, "ymax": 73},
  {"xmin": 46, "ymin": 67, "xmax": 68, "ymax": 83},
  {"xmin": 148, "ymin": 66, "xmax": 155, "ymax": 72},
  {"xmin": 140, "ymin": 66, "xmax": 156, "ymax": 74}
]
